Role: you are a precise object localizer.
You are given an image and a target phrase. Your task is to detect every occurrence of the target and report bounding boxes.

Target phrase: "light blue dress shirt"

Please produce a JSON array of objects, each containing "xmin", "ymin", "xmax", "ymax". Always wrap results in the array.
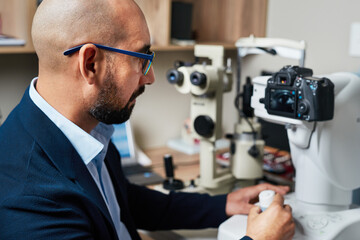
[{"xmin": 29, "ymin": 78, "xmax": 131, "ymax": 240}]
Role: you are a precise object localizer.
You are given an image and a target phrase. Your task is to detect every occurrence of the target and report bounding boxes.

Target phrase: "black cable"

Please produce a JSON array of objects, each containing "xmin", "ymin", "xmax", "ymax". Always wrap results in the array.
[
  {"xmin": 305, "ymin": 122, "xmax": 317, "ymax": 149},
  {"xmin": 256, "ymin": 47, "xmax": 277, "ymax": 56},
  {"xmin": 234, "ymin": 92, "xmax": 257, "ymax": 136},
  {"xmin": 234, "ymin": 92, "xmax": 259, "ymax": 157}
]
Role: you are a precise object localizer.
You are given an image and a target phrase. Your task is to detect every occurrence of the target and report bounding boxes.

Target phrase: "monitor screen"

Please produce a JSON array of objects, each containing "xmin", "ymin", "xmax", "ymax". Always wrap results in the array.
[{"xmin": 111, "ymin": 121, "xmax": 136, "ymax": 164}]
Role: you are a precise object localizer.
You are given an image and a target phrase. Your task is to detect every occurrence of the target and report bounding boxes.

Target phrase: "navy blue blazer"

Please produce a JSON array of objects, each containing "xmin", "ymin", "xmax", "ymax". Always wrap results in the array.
[{"xmin": 0, "ymin": 88, "xmax": 228, "ymax": 240}]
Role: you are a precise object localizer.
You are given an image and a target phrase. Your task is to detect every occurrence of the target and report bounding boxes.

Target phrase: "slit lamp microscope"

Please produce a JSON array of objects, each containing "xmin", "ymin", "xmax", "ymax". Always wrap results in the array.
[{"xmin": 166, "ymin": 44, "xmax": 265, "ymax": 195}]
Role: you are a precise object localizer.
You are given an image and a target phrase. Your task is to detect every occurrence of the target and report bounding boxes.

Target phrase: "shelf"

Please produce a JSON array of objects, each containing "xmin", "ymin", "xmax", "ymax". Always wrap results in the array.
[
  {"xmin": 0, "ymin": 0, "xmax": 37, "ymax": 54},
  {"xmin": 152, "ymin": 42, "xmax": 237, "ymax": 51},
  {"xmin": 0, "ymin": 0, "xmax": 266, "ymax": 54},
  {"xmin": 135, "ymin": 0, "xmax": 267, "ymax": 49}
]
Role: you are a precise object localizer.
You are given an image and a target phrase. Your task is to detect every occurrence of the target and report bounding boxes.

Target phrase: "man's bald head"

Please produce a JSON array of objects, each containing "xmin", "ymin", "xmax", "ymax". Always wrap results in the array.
[{"xmin": 32, "ymin": 0, "xmax": 144, "ymax": 72}]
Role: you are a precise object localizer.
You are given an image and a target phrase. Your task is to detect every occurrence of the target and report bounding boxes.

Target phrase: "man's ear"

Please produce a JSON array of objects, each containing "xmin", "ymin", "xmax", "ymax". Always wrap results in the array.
[{"xmin": 78, "ymin": 44, "xmax": 103, "ymax": 85}]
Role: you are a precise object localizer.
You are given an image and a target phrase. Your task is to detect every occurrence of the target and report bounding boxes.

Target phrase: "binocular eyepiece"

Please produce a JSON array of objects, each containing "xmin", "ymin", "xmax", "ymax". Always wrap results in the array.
[{"xmin": 166, "ymin": 69, "xmax": 207, "ymax": 87}]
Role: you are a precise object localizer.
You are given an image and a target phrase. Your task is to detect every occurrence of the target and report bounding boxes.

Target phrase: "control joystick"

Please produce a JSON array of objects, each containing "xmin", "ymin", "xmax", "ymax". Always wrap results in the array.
[{"xmin": 162, "ymin": 154, "xmax": 184, "ymax": 191}]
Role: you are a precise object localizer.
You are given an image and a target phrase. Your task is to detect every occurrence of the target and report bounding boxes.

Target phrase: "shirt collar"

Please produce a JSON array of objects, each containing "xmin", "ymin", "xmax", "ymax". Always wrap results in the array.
[{"xmin": 29, "ymin": 77, "xmax": 114, "ymax": 165}]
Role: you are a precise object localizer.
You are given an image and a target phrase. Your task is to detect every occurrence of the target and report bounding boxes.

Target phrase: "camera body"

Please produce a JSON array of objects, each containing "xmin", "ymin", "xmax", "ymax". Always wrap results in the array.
[{"xmin": 264, "ymin": 66, "xmax": 334, "ymax": 121}]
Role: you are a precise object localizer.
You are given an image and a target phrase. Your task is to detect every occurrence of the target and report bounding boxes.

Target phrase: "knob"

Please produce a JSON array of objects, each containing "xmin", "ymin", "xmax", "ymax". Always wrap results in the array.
[
  {"xmin": 194, "ymin": 115, "xmax": 215, "ymax": 138},
  {"xmin": 190, "ymin": 71, "xmax": 207, "ymax": 86},
  {"xmin": 259, "ymin": 190, "xmax": 275, "ymax": 212},
  {"xmin": 298, "ymin": 102, "xmax": 309, "ymax": 114}
]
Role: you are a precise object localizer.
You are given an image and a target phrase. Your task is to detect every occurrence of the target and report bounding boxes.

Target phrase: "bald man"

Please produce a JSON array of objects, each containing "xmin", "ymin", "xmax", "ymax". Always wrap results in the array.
[{"xmin": 0, "ymin": 0, "xmax": 294, "ymax": 239}]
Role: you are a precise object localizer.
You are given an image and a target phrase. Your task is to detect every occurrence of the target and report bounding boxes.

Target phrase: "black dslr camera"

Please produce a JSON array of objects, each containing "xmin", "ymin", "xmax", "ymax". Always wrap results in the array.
[{"xmin": 264, "ymin": 66, "xmax": 334, "ymax": 121}]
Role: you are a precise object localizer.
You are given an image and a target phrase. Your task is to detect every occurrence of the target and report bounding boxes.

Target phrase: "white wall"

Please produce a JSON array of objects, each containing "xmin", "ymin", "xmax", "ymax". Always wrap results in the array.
[
  {"xmin": 1, "ymin": 0, "xmax": 360, "ymax": 150},
  {"xmin": 130, "ymin": 50, "xmax": 193, "ymax": 148},
  {"xmin": 266, "ymin": 0, "xmax": 360, "ymax": 74},
  {"xmin": 237, "ymin": 0, "xmax": 360, "ymax": 88}
]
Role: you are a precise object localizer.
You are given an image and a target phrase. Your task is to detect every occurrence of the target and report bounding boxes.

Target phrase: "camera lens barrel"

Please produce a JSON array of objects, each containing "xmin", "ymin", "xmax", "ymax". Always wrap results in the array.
[
  {"xmin": 166, "ymin": 69, "xmax": 184, "ymax": 85},
  {"xmin": 190, "ymin": 71, "xmax": 207, "ymax": 86}
]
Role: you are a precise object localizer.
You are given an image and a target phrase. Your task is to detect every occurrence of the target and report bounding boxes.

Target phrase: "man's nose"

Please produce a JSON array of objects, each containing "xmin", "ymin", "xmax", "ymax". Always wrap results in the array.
[{"xmin": 140, "ymin": 66, "xmax": 155, "ymax": 85}]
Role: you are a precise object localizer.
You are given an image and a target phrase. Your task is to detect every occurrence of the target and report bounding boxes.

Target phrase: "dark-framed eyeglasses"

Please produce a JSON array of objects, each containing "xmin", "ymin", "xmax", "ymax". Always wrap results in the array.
[{"xmin": 63, "ymin": 43, "xmax": 155, "ymax": 76}]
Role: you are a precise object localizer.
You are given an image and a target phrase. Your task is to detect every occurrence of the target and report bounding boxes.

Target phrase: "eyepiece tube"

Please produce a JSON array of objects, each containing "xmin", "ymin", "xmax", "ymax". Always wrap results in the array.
[
  {"xmin": 166, "ymin": 69, "xmax": 184, "ymax": 85},
  {"xmin": 190, "ymin": 71, "xmax": 207, "ymax": 86}
]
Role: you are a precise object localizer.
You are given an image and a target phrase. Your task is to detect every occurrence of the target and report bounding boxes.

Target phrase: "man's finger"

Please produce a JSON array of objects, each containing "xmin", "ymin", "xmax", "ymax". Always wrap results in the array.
[
  {"xmin": 248, "ymin": 205, "xmax": 261, "ymax": 220},
  {"xmin": 284, "ymin": 204, "xmax": 292, "ymax": 212},
  {"xmin": 243, "ymin": 203, "xmax": 255, "ymax": 214},
  {"xmin": 256, "ymin": 183, "xmax": 290, "ymax": 195},
  {"xmin": 268, "ymin": 185, "xmax": 289, "ymax": 195},
  {"xmin": 277, "ymin": 185, "xmax": 290, "ymax": 194},
  {"xmin": 270, "ymin": 193, "xmax": 284, "ymax": 206}
]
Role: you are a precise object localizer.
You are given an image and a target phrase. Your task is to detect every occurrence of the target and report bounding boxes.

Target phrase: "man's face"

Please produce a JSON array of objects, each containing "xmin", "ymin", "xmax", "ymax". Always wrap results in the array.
[
  {"xmin": 89, "ymin": 58, "xmax": 145, "ymax": 124},
  {"xmin": 88, "ymin": 2, "xmax": 154, "ymax": 125}
]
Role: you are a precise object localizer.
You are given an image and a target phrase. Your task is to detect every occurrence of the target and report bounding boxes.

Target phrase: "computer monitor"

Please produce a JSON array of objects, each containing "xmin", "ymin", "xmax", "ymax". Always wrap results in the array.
[
  {"xmin": 111, "ymin": 121, "xmax": 163, "ymax": 185},
  {"xmin": 111, "ymin": 121, "xmax": 137, "ymax": 166}
]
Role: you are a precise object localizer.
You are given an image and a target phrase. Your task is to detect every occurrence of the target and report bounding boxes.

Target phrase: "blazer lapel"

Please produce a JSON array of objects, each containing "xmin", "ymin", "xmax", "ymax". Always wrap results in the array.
[
  {"xmin": 105, "ymin": 144, "xmax": 141, "ymax": 240},
  {"xmin": 17, "ymin": 88, "xmax": 117, "ymax": 238}
]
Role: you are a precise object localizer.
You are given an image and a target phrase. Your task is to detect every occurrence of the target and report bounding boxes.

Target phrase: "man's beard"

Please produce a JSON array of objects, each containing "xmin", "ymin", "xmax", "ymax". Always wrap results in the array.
[{"xmin": 89, "ymin": 68, "xmax": 145, "ymax": 124}]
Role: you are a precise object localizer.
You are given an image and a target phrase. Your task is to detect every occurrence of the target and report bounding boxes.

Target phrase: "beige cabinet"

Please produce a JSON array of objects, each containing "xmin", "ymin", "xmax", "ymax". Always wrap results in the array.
[{"xmin": 0, "ymin": 0, "xmax": 37, "ymax": 54}]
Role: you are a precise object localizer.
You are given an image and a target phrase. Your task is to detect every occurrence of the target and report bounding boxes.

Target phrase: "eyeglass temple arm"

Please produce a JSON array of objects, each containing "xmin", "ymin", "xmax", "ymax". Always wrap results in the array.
[
  {"xmin": 63, "ymin": 45, "xmax": 84, "ymax": 56},
  {"xmin": 63, "ymin": 44, "xmax": 153, "ymax": 61}
]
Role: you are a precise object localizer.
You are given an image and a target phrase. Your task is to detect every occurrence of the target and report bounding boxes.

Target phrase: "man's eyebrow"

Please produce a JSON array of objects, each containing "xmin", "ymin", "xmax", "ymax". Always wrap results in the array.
[{"xmin": 138, "ymin": 44, "xmax": 151, "ymax": 53}]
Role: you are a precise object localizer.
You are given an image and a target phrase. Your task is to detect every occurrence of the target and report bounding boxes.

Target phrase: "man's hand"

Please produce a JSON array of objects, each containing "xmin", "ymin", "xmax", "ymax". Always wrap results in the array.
[
  {"xmin": 245, "ymin": 194, "xmax": 295, "ymax": 240},
  {"xmin": 226, "ymin": 183, "xmax": 290, "ymax": 216}
]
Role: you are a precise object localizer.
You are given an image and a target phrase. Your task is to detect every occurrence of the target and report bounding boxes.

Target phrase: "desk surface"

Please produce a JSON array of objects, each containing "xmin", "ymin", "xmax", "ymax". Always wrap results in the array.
[
  {"xmin": 144, "ymin": 146, "xmax": 201, "ymax": 183},
  {"xmin": 144, "ymin": 145, "xmax": 294, "ymax": 187}
]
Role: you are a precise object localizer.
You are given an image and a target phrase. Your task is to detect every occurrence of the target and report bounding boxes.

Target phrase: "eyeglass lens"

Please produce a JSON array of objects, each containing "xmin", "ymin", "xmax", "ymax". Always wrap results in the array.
[
  {"xmin": 142, "ymin": 52, "xmax": 154, "ymax": 75},
  {"xmin": 142, "ymin": 59, "xmax": 150, "ymax": 75}
]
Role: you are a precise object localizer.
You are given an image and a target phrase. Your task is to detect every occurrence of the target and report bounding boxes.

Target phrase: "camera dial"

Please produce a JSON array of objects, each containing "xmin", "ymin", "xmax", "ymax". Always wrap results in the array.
[{"xmin": 298, "ymin": 102, "xmax": 309, "ymax": 114}]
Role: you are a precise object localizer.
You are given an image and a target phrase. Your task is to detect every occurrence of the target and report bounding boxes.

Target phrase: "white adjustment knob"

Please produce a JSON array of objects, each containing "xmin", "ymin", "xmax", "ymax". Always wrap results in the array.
[{"xmin": 259, "ymin": 190, "xmax": 275, "ymax": 211}]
